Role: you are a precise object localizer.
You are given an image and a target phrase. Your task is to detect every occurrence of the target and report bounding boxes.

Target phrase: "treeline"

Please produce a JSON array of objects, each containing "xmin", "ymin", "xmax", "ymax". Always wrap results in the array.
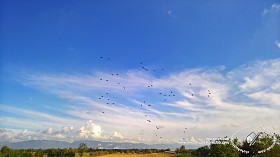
[
  {"xmin": 176, "ymin": 134, "xmax": 280, "ymax": 157},
  {"xmin": 0, "ymin": 145, "xmax": 168, "ymax": 157},
  {"xmin": 0, "ymin": 134, "xmax": 279, "ymax": 157}
]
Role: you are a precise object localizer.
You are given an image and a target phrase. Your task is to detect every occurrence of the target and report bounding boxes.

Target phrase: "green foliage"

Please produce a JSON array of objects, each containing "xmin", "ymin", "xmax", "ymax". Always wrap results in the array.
[
  {"xmin": 240, "ymin": 133, "xmax": 280, "ymax": 157},
  {"xmin": 0, "ymin": 147, "xmax": 33, "ymax": 157},
  {"xmin": 209, "ymin": 142, "xmax": 239, "ymax": 157},
  {"xmin": 78, "ymin": 143, "xmax": 88, "ymax": 157},
  {"xmin": 179, "ymin": 145, "xmax": 186, "ymax": 152},
  {"xmin": 196, "ymin": 145, "xmax": 210, "ymax": 157},
  {"xmin": 0, "ymin": 146, "xmax": 10, "ymax": 155}
]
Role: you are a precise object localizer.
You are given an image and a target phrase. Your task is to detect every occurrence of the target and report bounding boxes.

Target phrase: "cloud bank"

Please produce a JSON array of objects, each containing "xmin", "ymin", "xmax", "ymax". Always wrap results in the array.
[{"xmin": 1, "ymin": 58, "xmax": 280, "ymax": 145}]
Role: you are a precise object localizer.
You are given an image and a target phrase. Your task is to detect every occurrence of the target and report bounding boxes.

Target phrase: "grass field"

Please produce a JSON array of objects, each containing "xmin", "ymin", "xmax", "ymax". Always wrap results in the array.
[
  {"xmin": 96, "ymin": 153, "xmax": 176, "ymax": 157},
  {"xmin": 68, "ymin": 153, "xmax": 176, "ymax": 157},
  {"xmin": 43, "ymin": 152, "xmax": 176, "ymax": 157}
]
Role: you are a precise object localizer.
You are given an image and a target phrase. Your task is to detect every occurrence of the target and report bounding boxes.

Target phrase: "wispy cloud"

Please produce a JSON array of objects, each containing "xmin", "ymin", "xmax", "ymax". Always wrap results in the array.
[
  {"xmin": 262, "ymin": 3, "xmax": 280, "ymax": 15},
  {"xmin": 276, "ymin": 40, "xmax": 280, "ymax": 48},
  {"xmin": 1, "ymin": 58, "xmax": 280, "ymax": 144},
  {"xmin": 167, "ymin": 10, "xmax": 172, "ymax": 16}
]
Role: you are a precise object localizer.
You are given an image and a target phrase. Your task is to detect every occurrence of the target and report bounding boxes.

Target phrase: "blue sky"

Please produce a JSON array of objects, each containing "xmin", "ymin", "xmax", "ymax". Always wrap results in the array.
[{"xmin": 0, "ymin": 0, "xmax": 280, "ymax": 146}]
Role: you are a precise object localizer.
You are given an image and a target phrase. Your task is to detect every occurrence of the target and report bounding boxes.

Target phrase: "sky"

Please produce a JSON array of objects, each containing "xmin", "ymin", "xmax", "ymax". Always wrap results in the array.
[{"xmin": 0, "ymin": 0, "xmax": 280, "ymax": 147}]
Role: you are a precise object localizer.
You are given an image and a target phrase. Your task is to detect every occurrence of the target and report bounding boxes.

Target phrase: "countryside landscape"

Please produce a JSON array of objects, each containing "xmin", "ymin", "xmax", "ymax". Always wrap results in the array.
[{"xmin": 1, "ymin": 0, "xmax": 280, "ymax": 157}]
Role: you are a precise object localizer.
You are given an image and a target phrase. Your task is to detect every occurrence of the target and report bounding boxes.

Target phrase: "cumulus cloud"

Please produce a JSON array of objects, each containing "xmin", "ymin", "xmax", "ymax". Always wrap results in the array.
[
  {"xmin": 112, "ymin": 131, "xmax": 124, "ymax": 139},
  {"xmin": 62, "ymin": 126, "xmax": 73, "ymax": 133},
  {"xmin": 0, "ymin": 120, "xmax": 127, "ymax": 143},
  {"xmin": 43, "ymin": 128, "xmax": 53, "ymax": 134},
  {"xmin": 78, "ymin": 120, "xmax": 103, "ymax": 139}
]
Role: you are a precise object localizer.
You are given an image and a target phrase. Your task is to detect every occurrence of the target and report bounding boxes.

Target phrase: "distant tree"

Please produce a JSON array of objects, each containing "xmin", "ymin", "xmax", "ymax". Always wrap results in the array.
[
  {"xmin": 34, "ymin": 149, "xmax": 44, "ymax": 157},
  {"xmin": 197, "ymin": 145, "xmax": 210, "ymax": 157},
  {"xmin": 180, "ymin": 145, "xmax": 186, "ymax": 152},
  {"xmin": 78, "ymin": 143, "xmax": 88, "ymax": 157},
  {"xmin": 210, "ymin": 142, "xmax": 239, "ymax": 157},
  {"xmin": 0, "ymin": 146, "xmax": 10, "ymax": 155}
]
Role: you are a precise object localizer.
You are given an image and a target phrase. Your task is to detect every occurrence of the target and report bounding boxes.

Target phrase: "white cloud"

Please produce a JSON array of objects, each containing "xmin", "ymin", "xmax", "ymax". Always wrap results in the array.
[
  {"xmin": 167, "ymin": 10, "xmax": 172, "ymax": 16},
  {"xmin": 271, "ymin": 3, "xmax": 280, "ymax": 12},
  {"xmin": 263, "ymin": 3, "xmax": 280, "ymax": 15},
  {"xmin": 112, "ymin": 131, "xmax": 124, "ymax": 139},
  {"xmin": 42, "ymin": 128, "xmax": 53, "ymax": 134},
  {"xmin": 262, "ymin": 8, "xmax": 270, "ymax": 15},
  {"xmin": 275, "ymin": 40, "xmax": 280, "ymax": 48},
  {"xmin": 1, "ymin": 58, "xmax": 280, "ymax": 144},
  {"xmin": 62, "ymin": 126, "xmax": 73, "ymax": 133},
  {"xmin": 78, "ymin": 120, "xmax": 103, "ymax": 139}
]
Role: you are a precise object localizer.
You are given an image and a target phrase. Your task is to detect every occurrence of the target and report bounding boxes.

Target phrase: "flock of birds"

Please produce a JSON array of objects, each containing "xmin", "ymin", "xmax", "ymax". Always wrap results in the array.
[{"xmin": 96, "ymin": 56, "xmax": 213, "ymax": 140}]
